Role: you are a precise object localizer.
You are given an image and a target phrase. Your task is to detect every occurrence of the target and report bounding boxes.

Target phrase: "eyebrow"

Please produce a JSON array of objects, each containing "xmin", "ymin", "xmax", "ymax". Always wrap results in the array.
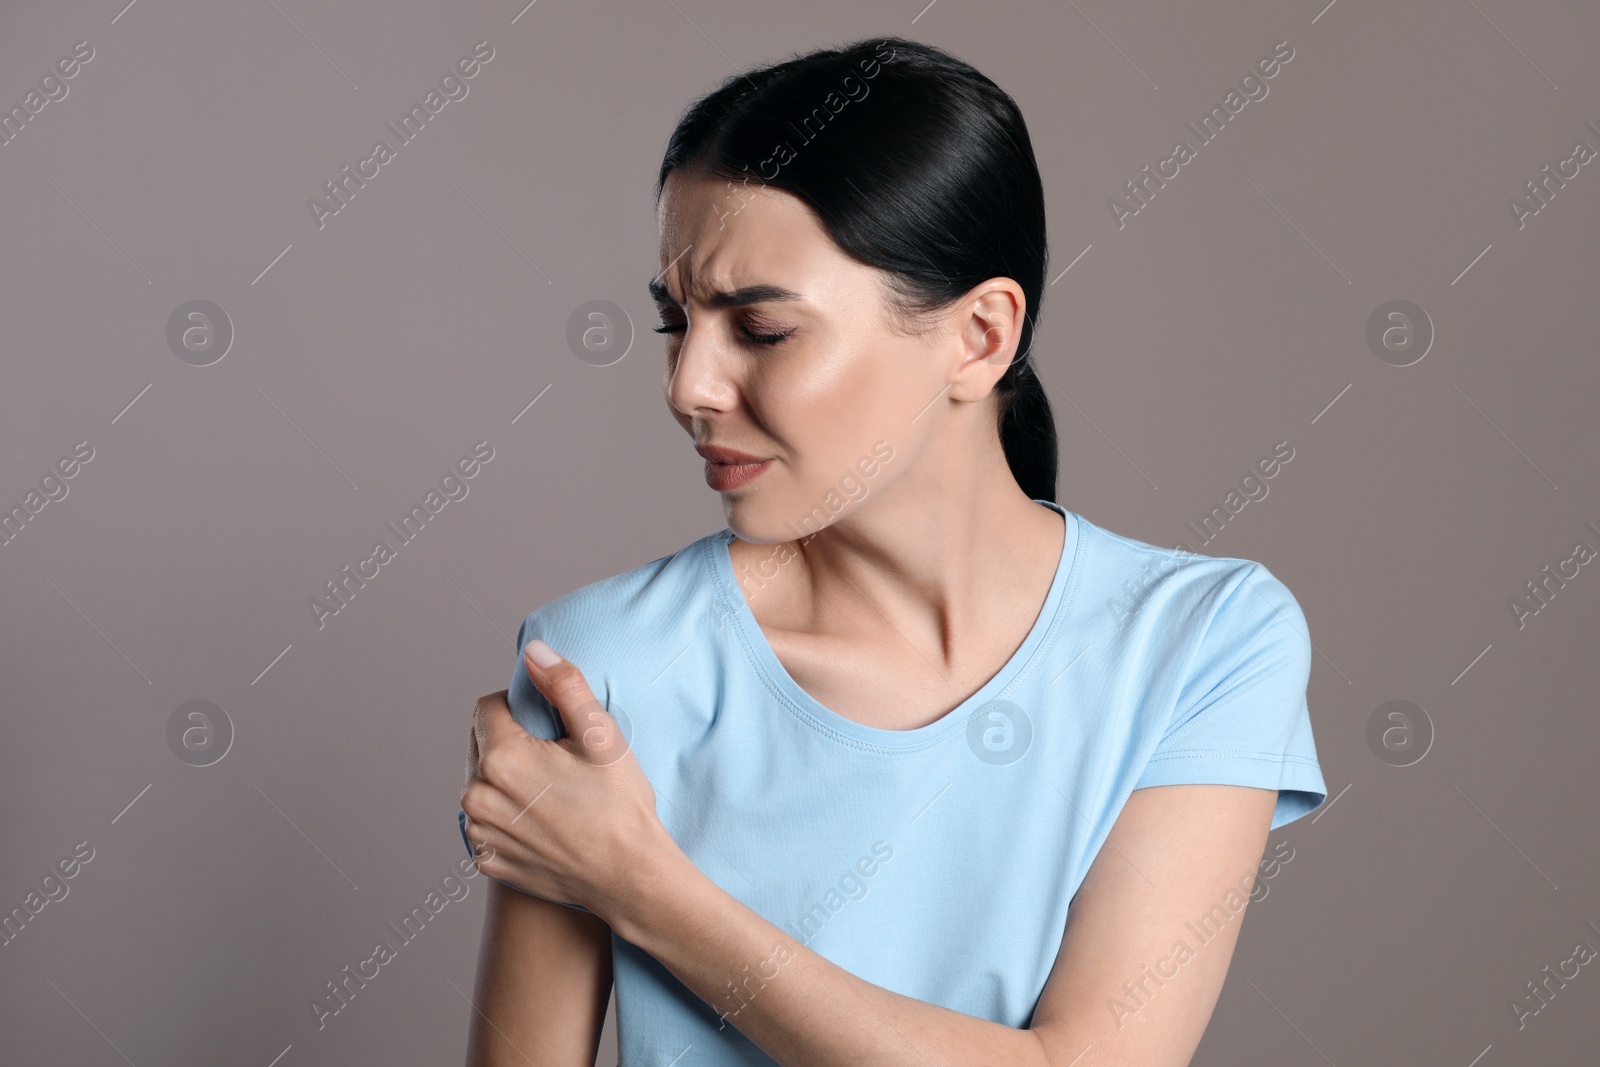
[{"xmin": 647, "ymin": 278, "xmax": 803, "ymax": 310}]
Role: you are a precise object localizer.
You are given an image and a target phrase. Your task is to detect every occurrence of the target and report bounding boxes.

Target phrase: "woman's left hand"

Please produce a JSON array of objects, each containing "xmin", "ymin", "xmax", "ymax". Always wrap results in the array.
[{"xmin": 460, "ymin": 639, "xmax": 674, "ymax": 919}]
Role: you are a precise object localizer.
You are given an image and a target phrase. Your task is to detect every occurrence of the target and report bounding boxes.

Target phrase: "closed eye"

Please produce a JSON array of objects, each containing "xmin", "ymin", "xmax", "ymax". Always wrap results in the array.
[{"xmin": 652, "ymin": 321, "xmax": 796, "ymax": 347}]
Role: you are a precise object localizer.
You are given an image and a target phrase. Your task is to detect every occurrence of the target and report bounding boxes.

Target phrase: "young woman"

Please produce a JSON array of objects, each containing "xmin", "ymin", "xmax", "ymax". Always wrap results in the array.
[{"xmin": 458, "ymin": 36, "xmax": 1326, "ymax": 1067}]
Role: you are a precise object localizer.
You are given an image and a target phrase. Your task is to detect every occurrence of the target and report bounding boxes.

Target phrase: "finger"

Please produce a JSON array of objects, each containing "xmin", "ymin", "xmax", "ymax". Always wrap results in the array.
[
  {"xmin": 459, "ymin": 811, "xmax": 507, "ymax": 874},
  {"xmin": 460, "ymin": 775, "xmax": 533, "ymax": 832},
  {"xmin": 522, "ymin": 640, "xmax": 612, "ymax": 747},
  {"xmin": 465, "ymin": 721, "xmax": 480, "ymax": 783},
  {"xmin": 473, "ymin": 689, "xmax": 532, "ymax": 770},
  {"xmin": 466, "ymin": 688, "xmax": 492, "ymax": 768}
]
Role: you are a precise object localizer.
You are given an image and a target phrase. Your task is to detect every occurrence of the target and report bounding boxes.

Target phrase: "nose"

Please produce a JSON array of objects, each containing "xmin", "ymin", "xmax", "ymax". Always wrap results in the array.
[{"xmin": 665, "ymin": 318, "xmax": 737, "ymax": 419}]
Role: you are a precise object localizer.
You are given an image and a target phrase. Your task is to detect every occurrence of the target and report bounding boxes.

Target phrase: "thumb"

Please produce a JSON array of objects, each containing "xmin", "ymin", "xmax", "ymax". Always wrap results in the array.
[{"xmin": 523, "ymin": 639, "xmax": 628, "ymax": 764}]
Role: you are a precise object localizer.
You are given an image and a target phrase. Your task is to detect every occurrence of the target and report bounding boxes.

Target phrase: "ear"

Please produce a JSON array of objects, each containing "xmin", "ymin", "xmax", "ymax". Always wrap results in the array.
[{"xmin": 948, "ymin": 279, "xmax": 1026, "ymax": 404}]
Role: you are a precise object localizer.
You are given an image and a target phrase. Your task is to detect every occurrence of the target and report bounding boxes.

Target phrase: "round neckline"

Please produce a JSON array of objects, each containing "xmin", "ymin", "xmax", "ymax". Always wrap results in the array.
[{"xmin": 706, "ymin": 500, "xmax": 1082, "ymax": 751}]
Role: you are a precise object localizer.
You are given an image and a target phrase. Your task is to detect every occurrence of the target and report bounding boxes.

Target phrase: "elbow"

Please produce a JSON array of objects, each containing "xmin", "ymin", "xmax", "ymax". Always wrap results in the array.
[
  {"xmin": 1029, "ymin": 1027, "xmax": 1174, "ymax": 1067},
  {"xmin": 1022, "ymin": 1028, "xmax": 1062, "ymax": 1067}
]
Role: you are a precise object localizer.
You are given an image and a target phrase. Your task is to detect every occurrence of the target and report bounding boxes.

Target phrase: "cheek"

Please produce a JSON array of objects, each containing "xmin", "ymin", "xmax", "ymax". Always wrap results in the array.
[
  {"xmin": 758, "ymin": 344, "xmax": 895, "ymax": 479},
  {"xmin": 788, "ymin": 373, "xmax": 920, "ymax": 536}
]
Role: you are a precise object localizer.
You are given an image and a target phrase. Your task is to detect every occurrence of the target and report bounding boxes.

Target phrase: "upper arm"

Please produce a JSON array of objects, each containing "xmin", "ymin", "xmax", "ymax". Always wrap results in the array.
[
  {"xmin": 466, "ymin": 611, "xmax": 611, "ymax": 1065},
  {"xmin": 466, "ymin": 877, "xmax": 614, "ymax": 1067},
  {"xmin": 1027, "ymin": 563, "xmax": 1326, "ymax": 1063},
  {"xmin": 1028, "ymin": 783, "xmax": 1277, "ymax": 1067},
  {"xmin": 1134, "ymin": 563, "xmax": 1326, "ymax": 831}
]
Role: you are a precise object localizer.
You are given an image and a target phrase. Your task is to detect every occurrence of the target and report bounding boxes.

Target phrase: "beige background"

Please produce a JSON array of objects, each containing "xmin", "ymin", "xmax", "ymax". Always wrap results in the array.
[{"xmin": 2, "ymin": 1, "xmax": 1597, "ymax": 1064}]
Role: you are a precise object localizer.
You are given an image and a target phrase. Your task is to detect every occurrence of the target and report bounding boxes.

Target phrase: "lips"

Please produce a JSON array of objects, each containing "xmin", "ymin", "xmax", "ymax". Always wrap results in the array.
[
  {"xmin": 695, "ymin": 442, "xmax": 773, "ymax": 491},
  {"xmin": 694, "ymin": 443, "xmax": 767, "ymax": 465}
]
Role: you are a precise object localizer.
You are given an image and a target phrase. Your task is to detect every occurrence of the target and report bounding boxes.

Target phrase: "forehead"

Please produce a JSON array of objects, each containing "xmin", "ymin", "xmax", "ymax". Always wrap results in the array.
[{"xmin": 655, "ymin": 169, "xmax": 834, "ymax": 298}]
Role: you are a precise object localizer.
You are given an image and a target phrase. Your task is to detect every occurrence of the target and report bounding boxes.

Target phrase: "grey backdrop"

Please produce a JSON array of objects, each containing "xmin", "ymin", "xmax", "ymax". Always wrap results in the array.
[{"xmin": 3, "ymin": 1, "xmax": 1597, "ymax": 1064}]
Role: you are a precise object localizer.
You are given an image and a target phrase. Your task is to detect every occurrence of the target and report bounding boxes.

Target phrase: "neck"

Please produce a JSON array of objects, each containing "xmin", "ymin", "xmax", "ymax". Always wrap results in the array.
[{"xmin": 774, "ymin": 448, "xmax": 1063, "ymax": 665}]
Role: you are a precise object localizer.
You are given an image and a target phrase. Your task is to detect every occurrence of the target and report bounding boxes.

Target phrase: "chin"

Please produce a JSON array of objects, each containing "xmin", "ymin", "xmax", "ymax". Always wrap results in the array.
[
  {"xmin": 721, "ymin": 495, "xmax": 804, "ymax": 545},
  {"xmin": 725, "ymin": 485, "xmax": 870, "ymax": 548}
]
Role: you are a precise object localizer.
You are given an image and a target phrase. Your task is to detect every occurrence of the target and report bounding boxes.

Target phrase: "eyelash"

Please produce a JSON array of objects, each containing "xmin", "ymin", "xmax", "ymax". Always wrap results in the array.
[{"xmin": 652, "ymin": 320, "xmax": 797, "ymax": 346}]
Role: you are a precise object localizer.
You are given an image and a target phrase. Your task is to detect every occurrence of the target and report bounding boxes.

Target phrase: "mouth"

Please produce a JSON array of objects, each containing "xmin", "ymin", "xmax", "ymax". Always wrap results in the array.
[{"xmin": 695, "ymin": 443, "xmax": 773, "ymax": 492}]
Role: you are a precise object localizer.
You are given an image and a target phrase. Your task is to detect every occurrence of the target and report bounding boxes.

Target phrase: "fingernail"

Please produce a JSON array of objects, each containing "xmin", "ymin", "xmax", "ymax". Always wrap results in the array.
[{"xmin": 524, "ymin": 639, "xmax": 563, "ymax": 669}]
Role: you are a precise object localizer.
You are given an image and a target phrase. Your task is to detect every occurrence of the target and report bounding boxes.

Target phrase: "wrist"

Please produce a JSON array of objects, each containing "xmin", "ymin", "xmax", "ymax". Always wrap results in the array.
[{"xmin": 600, "ymin": 826, "xmax": 705, "ymax": 946}]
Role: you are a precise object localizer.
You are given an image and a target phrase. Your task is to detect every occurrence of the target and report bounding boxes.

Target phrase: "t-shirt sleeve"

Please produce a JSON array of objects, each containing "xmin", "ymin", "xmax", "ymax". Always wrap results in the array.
[
  {"xmin": 1133, "ymin": 562, "xmax": 1328, "ymax": 831},
  {"xmin": 456, "ymin": 612, "xmax": 592, "ymax": 911},
  {"xmin": 505, "ymin": 612, "xmax": 567, "ymax": 742}
]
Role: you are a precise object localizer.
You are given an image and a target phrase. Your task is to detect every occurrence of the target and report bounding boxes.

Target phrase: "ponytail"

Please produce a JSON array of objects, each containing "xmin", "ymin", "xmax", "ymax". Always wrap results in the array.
[{"xmin": 998, "ymin": 352, "xmax": 1058, "ymax": 504}]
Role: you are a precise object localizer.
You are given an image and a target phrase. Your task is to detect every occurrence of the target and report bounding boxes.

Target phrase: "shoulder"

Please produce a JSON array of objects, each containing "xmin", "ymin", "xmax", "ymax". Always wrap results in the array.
[
  {"xmin": 512, "ymin": 529, "xmax": 726, "ymax": 673},
  {"xmin": 1071, "ymin": 512, "xmax": 1307, "ymax": 644}
]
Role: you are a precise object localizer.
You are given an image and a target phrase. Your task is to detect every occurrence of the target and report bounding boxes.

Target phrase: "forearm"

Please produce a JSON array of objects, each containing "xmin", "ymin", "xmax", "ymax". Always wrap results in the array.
[
  {"xmin": 467, "ymin": 879, "xmax": 613, "ymax": 1067},
  {"xmin": 603, "ymin": 848, "xmax": 1051, "ymax": 1067}
]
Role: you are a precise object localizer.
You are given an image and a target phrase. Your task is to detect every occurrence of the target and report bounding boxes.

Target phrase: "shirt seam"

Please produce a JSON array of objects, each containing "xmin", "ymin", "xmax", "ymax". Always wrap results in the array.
[
  {"xmin": 1004, "ymin": 509, "xmax": 1087, "ymax": 695},
  {"xmin": 1142, "ymin": 749, "xmax": 1321, "ymax": 766},
  {"xmin": 705, "ymin": 509, "xmax": 1084, "ymax": 755},
  {"xmin": 705, "ymin": 533, "xmax": 937, "ymax": 754}
]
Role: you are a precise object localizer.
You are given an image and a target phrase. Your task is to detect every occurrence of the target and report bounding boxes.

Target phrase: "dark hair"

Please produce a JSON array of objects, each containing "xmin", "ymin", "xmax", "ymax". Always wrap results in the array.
[{"xmin": 654, "ymin": 36, "xmax": 1058, "ymax": 503}]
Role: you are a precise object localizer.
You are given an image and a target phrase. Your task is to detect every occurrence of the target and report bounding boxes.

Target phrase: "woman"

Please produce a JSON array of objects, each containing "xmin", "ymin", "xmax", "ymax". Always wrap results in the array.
[{"xmin": 458, "ymin": 35, "xmax": 1326, "ymax": 1067}]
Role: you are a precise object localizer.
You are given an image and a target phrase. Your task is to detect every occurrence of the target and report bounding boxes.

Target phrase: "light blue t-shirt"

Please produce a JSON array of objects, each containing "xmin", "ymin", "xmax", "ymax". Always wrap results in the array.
[{"xmin": 457, "ymin": 501, "xmax": 1326, "ymax": 1064}]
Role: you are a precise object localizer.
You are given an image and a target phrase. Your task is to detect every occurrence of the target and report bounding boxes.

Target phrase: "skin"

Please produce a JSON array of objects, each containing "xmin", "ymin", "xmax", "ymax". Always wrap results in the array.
[{"xmin": 461, "ymin": 170, "xmax": 1282, "ymax": 1066}]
